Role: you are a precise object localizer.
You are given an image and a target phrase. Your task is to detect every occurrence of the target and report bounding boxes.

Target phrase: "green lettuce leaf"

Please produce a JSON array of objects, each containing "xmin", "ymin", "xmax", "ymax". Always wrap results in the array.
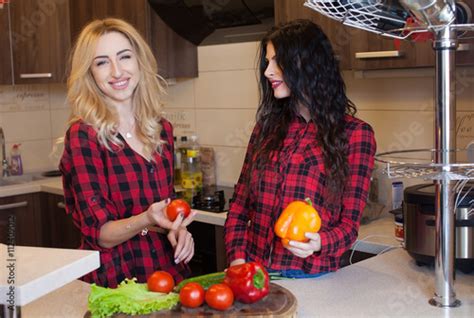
[{"xmin": 88, "ymin": 278, "xmax": 179, "ymax": 318}]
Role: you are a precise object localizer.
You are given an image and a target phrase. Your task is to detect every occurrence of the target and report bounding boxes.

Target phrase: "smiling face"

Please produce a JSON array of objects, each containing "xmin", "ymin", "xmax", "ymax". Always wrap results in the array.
[
  {"xmin": 90, "ymin": 31, "xmax": 140, "ymax": 108},
  {"xmin": 264, "ymin": 42, "xmax": 291, "ymax": 99}
]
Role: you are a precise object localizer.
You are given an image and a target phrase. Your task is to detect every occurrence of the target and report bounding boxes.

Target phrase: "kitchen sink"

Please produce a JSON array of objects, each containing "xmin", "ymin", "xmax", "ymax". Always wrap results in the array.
[
  {"xmin": 0, "ymin": 178, "xmax": 17, "ymax": 186},
  {"xmin": 0, "ymin": 173, "xmax": 48, "ymax": 186}
]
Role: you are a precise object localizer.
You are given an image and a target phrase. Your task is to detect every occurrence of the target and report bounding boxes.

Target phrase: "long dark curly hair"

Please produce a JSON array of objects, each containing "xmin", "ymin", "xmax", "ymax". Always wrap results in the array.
[{"xmin": 254, "ymin": 19, "xmax": 356, "ymax": 195}]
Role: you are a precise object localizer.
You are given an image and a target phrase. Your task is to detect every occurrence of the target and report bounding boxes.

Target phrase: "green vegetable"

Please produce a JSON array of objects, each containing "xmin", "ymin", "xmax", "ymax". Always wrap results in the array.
[
  {"xmin": 88, "ymin": 278, "xmax": 179, "ymax": 318},
  {"xmin": 174, "ymin": 271, "xmax": 225, "ymax": 292}
]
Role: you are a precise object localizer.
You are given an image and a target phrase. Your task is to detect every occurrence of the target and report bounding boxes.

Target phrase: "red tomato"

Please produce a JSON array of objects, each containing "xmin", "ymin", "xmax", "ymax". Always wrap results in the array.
[
  {"xmin": 179, "ymin": 282, "xmax": 205, "ymax": 308},
  {"xmin": 166, "ymin": 199, "xmax": 191, "ymax": 221},
  {"xmin": 205, "ymin": 283, "xmax": 234, "ymax": 311},
  {"xmin": 147, "ymin": 271, "xmax": 175, "ymax": 293}
]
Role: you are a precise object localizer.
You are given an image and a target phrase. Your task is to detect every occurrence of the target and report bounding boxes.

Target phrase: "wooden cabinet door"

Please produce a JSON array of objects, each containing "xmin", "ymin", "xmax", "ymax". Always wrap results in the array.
[
  {"xmin": 274, "ymin": 0, "xmax": 352, "ymax": 70},
  {"xmin": 350, "ymin": 32, "xmax": 435, "ymax": 70},
  {"xmin": 40, "ymin": 193, "xmax": 81, "ymax": 249},
  {"xmin": 9, "ymin": 0, "xmax": 71, "ymax": 84},
  {"xmin": 350, "ymin": 0, "xmax": 474, "ymax": 69},
  {"xmin": 69, "ymin": 0, "xmax": 150, "ymax": 43},
  {"xmin": 0, "ymin": 3, "xmax": 13, "ymax": 85},
  {"xmin": 148, "ymin": 8, "xmax": 198, "ymax": 78},
  {"xmin": 0, "ymin": 194, "xmax": 42, "ymax": 246},
  {"xmin": 68, "ymin": 0, "xmax": 198, "ymax": 79}
]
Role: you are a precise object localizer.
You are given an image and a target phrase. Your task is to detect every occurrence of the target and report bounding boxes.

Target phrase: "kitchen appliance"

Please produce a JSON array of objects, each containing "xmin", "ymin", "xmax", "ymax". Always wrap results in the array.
[
  {"xmin": 191, "ymin": 185, "xmax": 233, "ymax": 212},
  {"xmin": 404, "ymin": 183, "xmax": 474, "ymax": 273},
  {"xmin": 148, "ymin": 0, "xmax": 274, "ymax": 45}
]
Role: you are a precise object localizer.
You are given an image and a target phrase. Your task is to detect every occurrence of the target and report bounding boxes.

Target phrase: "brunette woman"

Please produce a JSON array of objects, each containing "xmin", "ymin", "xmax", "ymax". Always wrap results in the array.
[{"xmin": 224, "ymin": 19, "xmax": 376, "ymax": 277}]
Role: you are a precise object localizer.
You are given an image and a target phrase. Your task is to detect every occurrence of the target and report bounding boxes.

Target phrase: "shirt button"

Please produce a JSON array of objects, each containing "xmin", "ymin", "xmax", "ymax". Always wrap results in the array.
[
  {"xmin": 151, "ymin": 249, "xmax": 156, "ymax": 255},
  {"xmin": 149, "ymin": 167, "xmax": 155, "ymax": 173}
]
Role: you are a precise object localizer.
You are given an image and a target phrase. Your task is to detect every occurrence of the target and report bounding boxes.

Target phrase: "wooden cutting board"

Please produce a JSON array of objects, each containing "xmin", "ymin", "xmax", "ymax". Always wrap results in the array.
[{"xmin": 84, "ymin": 283, "xmax": 297, "ymax": 317}]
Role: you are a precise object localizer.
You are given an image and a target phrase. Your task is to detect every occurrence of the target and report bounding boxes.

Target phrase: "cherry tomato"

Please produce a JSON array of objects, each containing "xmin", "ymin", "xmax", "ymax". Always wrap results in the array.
[
  {"xmin": 166, "ymin": 199, "xmax": 191, "ymax": 221},
  {"xmin": 179, "ymin": 282, "xmax": 205, "ymax": 308},
  {"xmin": 147, "ymin": 271, "xmax": 175, "ymax": 293},
  {"xmin": 205, "ymin": 283, "xmax": 234, "ymax": 311}
]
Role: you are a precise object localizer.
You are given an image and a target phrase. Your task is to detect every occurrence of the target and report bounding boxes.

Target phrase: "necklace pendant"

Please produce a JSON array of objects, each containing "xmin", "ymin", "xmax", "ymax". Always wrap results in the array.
[{"xmin": 125, "ymin": 132, "xmax": 132, "ymax": 139}]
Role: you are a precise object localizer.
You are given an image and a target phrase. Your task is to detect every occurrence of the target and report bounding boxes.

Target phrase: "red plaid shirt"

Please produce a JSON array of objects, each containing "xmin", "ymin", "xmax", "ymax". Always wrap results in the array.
[
  {"xmin": 224, "ymin": 114, "xmax": 376, "ymax": 273},
  {"xmin": 60, "ymin": 119, "xmax": 189, "ymax": 288}
]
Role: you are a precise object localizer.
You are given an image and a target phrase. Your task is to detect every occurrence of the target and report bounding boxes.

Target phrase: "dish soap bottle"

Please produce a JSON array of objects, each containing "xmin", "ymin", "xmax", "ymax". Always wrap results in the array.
[{"xmin": 10, "ymin": 144, "xmax": 23, "ymax": 175}]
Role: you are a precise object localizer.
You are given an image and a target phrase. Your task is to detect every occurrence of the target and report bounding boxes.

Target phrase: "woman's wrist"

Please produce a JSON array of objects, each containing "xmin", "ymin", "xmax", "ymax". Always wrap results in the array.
[{"xmin": 145, "ymin": 206, "xmax": 155, "ymax": 226}]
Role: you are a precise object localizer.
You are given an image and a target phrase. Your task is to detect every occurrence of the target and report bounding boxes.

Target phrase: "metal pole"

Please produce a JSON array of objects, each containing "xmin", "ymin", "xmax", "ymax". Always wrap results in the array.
[{"xmin": 429, "ymin": 25, "xmax": 461, "ymax": 308}]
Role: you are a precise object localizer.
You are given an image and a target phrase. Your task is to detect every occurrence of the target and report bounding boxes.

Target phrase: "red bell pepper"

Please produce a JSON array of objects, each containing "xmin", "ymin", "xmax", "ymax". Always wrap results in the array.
[{"xmin": 224, "ymin": 262, "xmax": 269, "ymax": 304}]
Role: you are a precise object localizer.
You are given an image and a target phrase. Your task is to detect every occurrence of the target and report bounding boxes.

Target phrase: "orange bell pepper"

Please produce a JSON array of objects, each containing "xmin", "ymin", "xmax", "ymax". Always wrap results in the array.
[{"xmin": 274, "ymin": 198, "xmax": 321, "ymax": 247}]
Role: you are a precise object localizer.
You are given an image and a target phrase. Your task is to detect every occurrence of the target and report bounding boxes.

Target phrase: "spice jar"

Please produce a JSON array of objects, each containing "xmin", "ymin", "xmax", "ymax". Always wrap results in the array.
[{"xmin": 394, "ymin": 213, "xmax": 404, "ymax": 243}]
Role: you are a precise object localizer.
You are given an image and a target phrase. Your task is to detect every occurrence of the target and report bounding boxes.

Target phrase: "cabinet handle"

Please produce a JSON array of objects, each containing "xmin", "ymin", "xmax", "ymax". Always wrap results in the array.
[
  {"xmin": 20, "ymin": 73, "xmax": 52, "ymax": 79},
  {"xmin": 0, "ymin": 201, "xmax": 28, "ymax": 210},
  {"xmin": 57, "ymin": 202, "xmax": 66, "ymax": 209},
  {"xmin": 457, "ymin": 43, "xmax": 471, "ymax": 52},
  {"xmin": 355, "ymin": 51, "xmax": 404, "ymax": 59}
]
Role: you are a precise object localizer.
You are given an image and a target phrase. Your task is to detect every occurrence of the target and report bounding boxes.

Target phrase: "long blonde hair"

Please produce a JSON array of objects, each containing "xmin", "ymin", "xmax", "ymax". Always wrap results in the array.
[{"xmin": 67, "ymin": 18, "xmax": 167, "ymax": 158}]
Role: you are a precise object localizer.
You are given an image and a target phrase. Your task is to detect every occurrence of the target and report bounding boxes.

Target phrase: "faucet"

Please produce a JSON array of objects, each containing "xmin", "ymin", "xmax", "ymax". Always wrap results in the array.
[{"xmin": 0, "ymin": 127, "xmax": 10, "ymax": 177}]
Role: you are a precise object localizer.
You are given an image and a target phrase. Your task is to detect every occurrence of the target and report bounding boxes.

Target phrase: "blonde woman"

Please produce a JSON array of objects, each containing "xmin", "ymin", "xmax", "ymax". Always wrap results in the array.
[{"xmin": 60, "ymin": 18, "xmax": 194, "ymax": 288}]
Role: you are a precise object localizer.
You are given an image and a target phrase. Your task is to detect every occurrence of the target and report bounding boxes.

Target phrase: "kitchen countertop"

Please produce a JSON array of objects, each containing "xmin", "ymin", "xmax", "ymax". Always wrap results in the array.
[
  {"xmin": 21, "ymin": 248, "xmax": 474, "ymax": 317},
  {"xmin": 0, "ymin": 176, "xmax": 400, "ymax": 249},
  {"xmin": 6, "ymin": 177, "xmax": 468, "ymax": 316},
  {"xmin": 0, "ymin": 244, "xmax": 99, "ymax": 307}
]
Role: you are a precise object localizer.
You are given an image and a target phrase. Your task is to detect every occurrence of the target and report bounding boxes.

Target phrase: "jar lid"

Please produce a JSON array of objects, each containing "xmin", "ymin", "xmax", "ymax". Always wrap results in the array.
[{"xmin": 394, "ymin": 213, "xmax": 404, "ymax": 223}]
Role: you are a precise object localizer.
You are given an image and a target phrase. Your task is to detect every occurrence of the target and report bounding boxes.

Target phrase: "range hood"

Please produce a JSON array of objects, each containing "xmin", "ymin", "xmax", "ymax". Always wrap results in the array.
[{"xmin": 148, "ymin": 0, "xmax": 274, "ymax": 45}]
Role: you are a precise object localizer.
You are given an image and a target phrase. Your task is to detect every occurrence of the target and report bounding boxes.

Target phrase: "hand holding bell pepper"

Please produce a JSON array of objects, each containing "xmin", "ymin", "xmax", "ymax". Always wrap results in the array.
[
  {"xmin": 223, "ymin": 262, "xmax": 269, "ymax": 304},
  {"xmin": 274, "ymin": 198, "xmax": 321, "ymax": 247}
]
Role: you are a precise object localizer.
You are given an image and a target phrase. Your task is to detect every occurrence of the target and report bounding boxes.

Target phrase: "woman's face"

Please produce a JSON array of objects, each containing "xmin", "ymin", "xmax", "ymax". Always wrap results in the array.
[
  {"xmin": 264, "ymin": 42, "xmax": 291, "ymax": 99},
  {"xmin": 90, "ymin": 31, "xmax": 140, "ymax": 108}
]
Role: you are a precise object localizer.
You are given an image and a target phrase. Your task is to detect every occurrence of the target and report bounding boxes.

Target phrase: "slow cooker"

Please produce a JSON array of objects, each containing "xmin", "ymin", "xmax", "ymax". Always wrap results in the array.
[{"xmin": 403, "ymin": 183, "xmax": 474, "ymax": 273}]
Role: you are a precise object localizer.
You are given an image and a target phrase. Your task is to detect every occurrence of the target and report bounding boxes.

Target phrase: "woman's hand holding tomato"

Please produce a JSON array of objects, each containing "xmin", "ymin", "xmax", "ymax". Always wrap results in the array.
[
  {"xmin": 146, "ymin": 198, "xmax": 195, "ymax": 231},
  {"xmin": 147, "ymin": 271, "xmax": 175, "ymax": 293},
  {"xmin": 166, "ymin": 199, "xmax": 191, "ymax": 221},
  {"xmin": 205, "ymin": 283, "xmax": 234, "ymax": 311},
  {"xmin": 179, "ymin": 282, "xmax": 205, "ymax": 308}
]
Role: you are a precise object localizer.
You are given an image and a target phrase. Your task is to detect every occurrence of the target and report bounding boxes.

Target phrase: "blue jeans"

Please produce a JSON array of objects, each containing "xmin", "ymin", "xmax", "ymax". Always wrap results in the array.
[{"xmin": 268, "ymin": 269, "xmax": 327, "ymax": 279}]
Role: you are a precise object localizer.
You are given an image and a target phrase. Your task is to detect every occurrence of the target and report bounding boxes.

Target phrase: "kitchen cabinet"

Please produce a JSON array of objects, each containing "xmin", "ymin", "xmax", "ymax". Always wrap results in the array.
[
  {"xmin": 187, "ymin": 222, "xmax": 227, "ymax": 275},
  {"xmin": 346, "ymin": 0, "xmax": 474, "ymax": 69},
  {"xmin": 69, "ymin": 0, "xmax": 198, "ymax": 79},
  {"xmin": 350, "ymin": 32, "xmax": 435, "ymax": 70},
  {"xmin": 0, "ymin": 193, "xmax": 42, "ymax": 246},
  {"xmin": 40, "ymin": 193, "xmax": 81, "ymax": 249},
  {"xmin": 9, "ymin": 0, "xmax": 71, "ymax": 84},
  {"xmin": 274, "ymin": 0, "xmax": 352, "ymax": 70},
  {"xmin": 0, "ymin": 2, "xmax": 13, "ymax": 85}
]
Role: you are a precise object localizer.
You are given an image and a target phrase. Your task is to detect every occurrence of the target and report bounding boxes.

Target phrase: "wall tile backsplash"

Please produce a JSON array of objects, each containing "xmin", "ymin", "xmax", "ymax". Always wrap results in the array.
[
  {"xmin": 0, "ymin": 84, "xmax": 62, "ymax": 173},
  {"xmin": 0, "ymin": 41, "xmax": 473, "ymax": 209}
]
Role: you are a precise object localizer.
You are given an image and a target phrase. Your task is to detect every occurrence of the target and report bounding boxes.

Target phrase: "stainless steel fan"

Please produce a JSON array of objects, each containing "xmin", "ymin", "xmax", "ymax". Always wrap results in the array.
[{"xmin": 305, "ymin": 0, "xmax": 474, "ymax": 308}]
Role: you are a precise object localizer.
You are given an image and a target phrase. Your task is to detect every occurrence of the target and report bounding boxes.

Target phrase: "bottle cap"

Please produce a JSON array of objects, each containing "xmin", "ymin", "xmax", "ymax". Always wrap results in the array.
[{"xmin": 187, "ymin": 149, "xmax": 199, "ymax": 158}]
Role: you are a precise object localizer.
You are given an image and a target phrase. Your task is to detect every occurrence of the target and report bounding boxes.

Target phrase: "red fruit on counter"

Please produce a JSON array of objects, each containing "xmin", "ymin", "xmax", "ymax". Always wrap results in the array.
[{"xmin": 147, "ymin": 271, "xmax": 175, "ymax": 293}]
